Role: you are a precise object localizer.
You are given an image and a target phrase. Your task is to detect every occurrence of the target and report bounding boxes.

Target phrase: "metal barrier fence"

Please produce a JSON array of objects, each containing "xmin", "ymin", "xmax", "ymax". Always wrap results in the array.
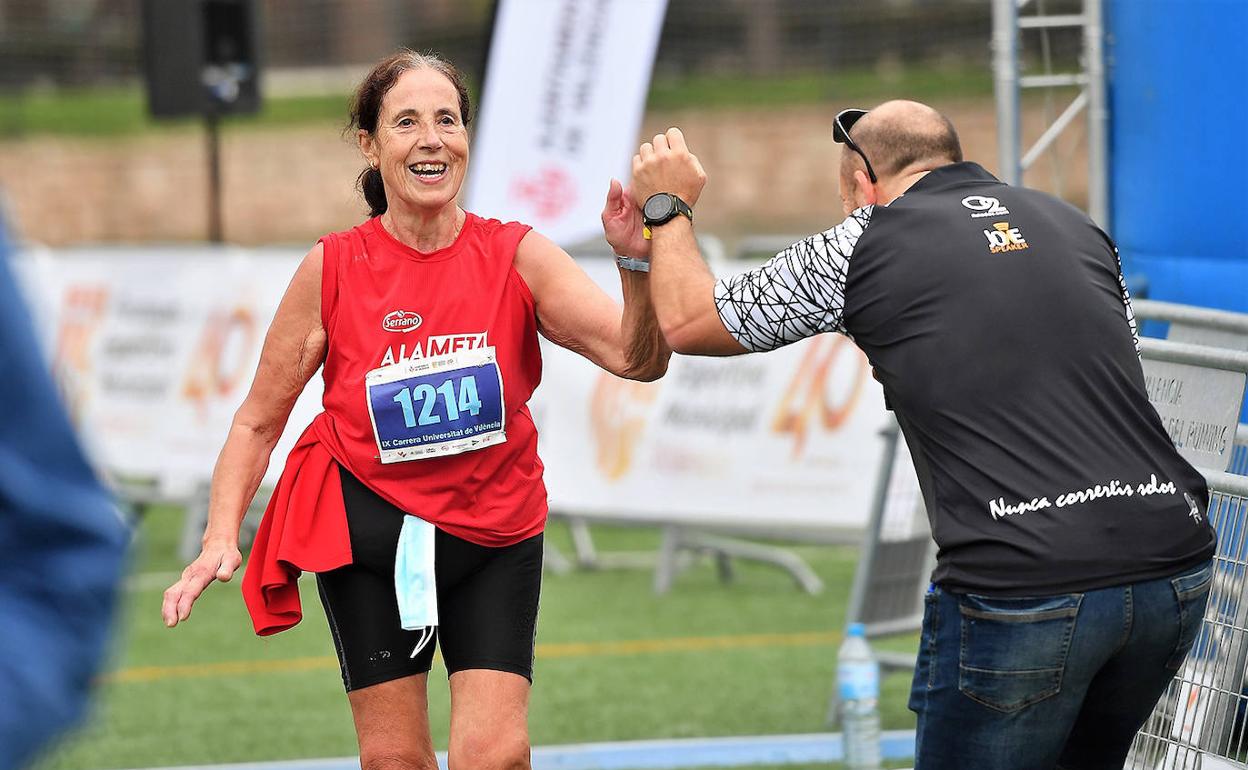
[
  {"xmin": 1134, "ymin": 299, "xmax": 1248, "ymax": 356},
  {"xmin": 827, "ymin": 416, "xmax": 932, "ymax": 725},
  {"xmin": 1127, "ymin": 339, "xmax": 1248, "ymax": 769},
  {"xmin": 1235, "ymin": 424, "xmax": 1248, "ymax": 478},
  {"xmin": 1133, "ymin": 299, "xmax": 1248, "ymax": 476},
  {"xmin": 1127, "ymin": 473, "xmax": 1248, "ymax": 770},
  {"xmin": 844, "ymin": 419, "xmax": 931, "ymax": 638}
]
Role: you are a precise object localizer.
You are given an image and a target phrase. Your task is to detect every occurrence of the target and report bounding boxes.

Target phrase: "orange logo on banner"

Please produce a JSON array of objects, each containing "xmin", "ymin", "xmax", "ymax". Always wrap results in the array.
[
  {"xmin": 772, "ymin": 336, "xmax": 867, "ymax": 457},
  {"xmin": 54, "ymin": 284, "xmax": 110, "ymax": 420},
  {"xmin": 183, "ymin": 307, "xmax": 258, "ymax": 416},
  {"xmin": 589, "ymin": 373, "xmax": 661, "ymax": 480}
]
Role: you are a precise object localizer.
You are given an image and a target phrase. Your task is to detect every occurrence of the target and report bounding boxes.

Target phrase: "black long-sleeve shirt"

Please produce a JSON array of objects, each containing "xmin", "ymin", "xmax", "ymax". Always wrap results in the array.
[{"xmin": 715, "ymin": 162, "xmax": 1214, "ymax": 595}]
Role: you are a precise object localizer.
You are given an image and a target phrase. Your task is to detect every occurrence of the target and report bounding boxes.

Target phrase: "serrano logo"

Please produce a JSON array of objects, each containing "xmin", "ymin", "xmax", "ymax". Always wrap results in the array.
[
  {"xmin": 961, "ymin": 195, "xmax": 1010, "ymax": 218},
  {"xmin": 382, "ymin": 310, "xmax": 423, "ymax": 333}
]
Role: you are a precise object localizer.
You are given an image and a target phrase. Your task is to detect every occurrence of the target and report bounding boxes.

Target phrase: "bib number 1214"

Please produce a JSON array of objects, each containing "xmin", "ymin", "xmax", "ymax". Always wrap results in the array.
[
  {"xmin": 365, "ymin": 346, "xmax": 506, "ymax": 463},
  {"xmin": 392, "ymin": 376, "xmax": 482, "ymax": 428}
]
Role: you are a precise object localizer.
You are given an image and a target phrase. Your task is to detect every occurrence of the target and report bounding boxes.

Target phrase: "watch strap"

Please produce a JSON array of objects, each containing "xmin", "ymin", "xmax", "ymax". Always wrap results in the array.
[
  {"xmin": 616, "ymin": 256, "xmax": 651, "ymax": 273},
  {"xmin": 671, "ymin": 195, "xmax": 693, "ymax": 221}
]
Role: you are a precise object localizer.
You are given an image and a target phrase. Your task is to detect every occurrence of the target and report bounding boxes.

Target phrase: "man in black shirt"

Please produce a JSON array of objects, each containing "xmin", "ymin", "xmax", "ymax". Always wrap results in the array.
[{"xmin": 625, "ymin": 100, "xmax": 1215, "ymax": 769}]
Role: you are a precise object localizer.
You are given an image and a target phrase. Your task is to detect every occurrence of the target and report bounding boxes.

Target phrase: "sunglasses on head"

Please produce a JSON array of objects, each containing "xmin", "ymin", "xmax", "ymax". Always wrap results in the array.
[{"xmin": 832, "ymin": 108, "xmax": 878, "ymax": 184}]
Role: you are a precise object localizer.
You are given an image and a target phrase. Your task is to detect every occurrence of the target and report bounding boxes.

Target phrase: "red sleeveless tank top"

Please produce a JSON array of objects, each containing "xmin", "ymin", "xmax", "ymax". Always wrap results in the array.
[
  {"xmin": 318, "ymin": 214, "xmax": 547, "ymax": 544},
  {"xmin": 242, "ymin": 213, "xmax": 546, "ymax": 635}
]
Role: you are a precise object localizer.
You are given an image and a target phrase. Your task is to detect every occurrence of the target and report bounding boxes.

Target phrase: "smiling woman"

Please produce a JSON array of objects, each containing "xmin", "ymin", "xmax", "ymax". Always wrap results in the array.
[
  {"xmin": 350, "ymin": 52, "xmax": 473, "ymax": 240},
  {"xmin": 159, "ymin": 49, "xmax": 672, "ymax": 770}
]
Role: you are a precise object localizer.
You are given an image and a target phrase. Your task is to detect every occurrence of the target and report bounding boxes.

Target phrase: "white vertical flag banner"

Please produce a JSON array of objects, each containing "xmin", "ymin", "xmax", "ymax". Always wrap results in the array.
[{"xmin": 466, "ymin": 0, "xmax": 669, "ymax": 246}]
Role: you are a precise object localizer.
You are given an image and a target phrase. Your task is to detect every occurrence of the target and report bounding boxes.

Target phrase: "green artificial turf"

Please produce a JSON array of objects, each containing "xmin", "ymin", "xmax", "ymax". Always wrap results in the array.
[
  {"xmin": 0, "ymin": 66, "xmax": 994, "ymax": 141},
  {"xmin": 0, "ymin": 87, "xmax": 352, "ymax": 139},
  {"xmin": 35, "ymin": 508, "xmax": 919, "ymax": 770}
]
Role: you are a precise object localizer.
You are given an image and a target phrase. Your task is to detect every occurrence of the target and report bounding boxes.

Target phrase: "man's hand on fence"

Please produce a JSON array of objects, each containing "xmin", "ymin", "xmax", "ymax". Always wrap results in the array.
[{"xmin": 162, "ymin": 539, "xmax": 242, "ymax": 627}]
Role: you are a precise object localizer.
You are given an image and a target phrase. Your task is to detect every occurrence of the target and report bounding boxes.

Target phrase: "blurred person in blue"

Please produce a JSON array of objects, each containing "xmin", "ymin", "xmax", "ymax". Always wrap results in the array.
[
  {"xmin": 0, "ymin": 215, "xmax": 130, "ymax": 769},
  {"xmin": 626, "ymin": 102, "xmax": 1216, "ymax": 770}
]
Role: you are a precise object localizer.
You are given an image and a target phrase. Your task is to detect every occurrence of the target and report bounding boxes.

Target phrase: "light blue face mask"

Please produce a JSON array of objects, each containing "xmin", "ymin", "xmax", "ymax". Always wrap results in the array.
[{"xmin": 395, "ymin": 516, "xmax": 439, "ymax": 658}]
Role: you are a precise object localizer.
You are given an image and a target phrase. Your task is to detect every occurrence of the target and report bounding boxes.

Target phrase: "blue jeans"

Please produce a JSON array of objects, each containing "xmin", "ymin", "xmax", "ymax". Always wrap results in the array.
[{"xmin": 909, "ymin": 560, "xmax": 1213, "ymax": 770}]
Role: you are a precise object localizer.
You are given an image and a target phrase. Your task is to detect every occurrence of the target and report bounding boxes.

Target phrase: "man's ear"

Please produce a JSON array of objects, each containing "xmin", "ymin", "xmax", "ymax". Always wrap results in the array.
[{"xmin": 854, "ymin": 169, "xmax": 878, "ymax": 207}]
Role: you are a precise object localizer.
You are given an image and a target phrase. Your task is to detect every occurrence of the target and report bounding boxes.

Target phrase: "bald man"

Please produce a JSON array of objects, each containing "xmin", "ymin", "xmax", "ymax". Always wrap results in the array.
[{"xmin": 625, "ymin": 101, "xmax": 1214, "ymax": 769}]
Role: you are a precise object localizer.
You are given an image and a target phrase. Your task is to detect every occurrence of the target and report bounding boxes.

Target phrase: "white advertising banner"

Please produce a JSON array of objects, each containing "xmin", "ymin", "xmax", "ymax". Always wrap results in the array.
[
  {"xmin": 15, "ymin": 249, "xmax": 890, "ymax": 533},
  {"xmin": 14, "ymin": 246, "xmax": 323, "ymax": 491},
  {"xmin": 465, "ymin": 0, "xmax": 669, "ymax": 246},
  {"xmin": 530, "ymin": 258, "xmax": 892, "ymax": 535}
]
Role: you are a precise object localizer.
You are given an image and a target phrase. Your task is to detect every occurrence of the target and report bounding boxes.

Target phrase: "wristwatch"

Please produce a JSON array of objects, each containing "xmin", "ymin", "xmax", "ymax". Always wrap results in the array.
[{"xmin": 642, "ymin": 193, "xmax": 693, "ymax": 239}]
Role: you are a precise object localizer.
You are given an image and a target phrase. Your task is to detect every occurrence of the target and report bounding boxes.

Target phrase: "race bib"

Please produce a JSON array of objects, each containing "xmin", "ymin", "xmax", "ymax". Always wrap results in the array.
[{"xmin": 365, "ymin": 346, "xmax": 506, "ymax": 464}]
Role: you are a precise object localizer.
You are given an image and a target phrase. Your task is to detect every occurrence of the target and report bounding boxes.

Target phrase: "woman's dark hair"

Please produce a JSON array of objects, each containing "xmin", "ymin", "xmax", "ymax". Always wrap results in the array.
[{"xmin": 349, "ymin": 50, "xmax": 472, "ymax": 218}]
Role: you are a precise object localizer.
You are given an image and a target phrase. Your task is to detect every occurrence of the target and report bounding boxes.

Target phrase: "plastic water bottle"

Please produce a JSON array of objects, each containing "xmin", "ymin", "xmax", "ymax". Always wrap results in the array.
[{"xmin": 838, "ymin": 622, "xmax": 882, "ymax": 770}]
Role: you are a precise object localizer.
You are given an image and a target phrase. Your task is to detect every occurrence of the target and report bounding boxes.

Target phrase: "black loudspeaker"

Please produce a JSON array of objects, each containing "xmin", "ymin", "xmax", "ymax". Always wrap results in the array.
[{"xmin": 141, "ymin": 0, "xmax": 262, "ymax": 118}]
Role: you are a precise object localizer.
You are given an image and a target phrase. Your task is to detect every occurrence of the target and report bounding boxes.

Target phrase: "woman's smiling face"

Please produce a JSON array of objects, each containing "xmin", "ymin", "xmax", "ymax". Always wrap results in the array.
[{"xmin": 360, "ymin": 67, "xmax": 469, "ymax": 215}]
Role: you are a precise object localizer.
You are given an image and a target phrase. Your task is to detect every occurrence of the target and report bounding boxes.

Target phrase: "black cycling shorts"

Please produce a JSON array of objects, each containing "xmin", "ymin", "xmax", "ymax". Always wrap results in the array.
[{"xmin": 315, "ymin": 466, "xmax": 543, "ymax": 692}]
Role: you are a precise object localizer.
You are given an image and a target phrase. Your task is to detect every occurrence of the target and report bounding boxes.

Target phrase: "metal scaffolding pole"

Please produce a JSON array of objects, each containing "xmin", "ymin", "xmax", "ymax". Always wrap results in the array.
[
  {"xmin": 992, "ymin": 0, "xmax": 1110, "ymax": 230},
  {"xmin": 1084, "ymin": 0, "xmax": 1109, "ymax": 229},
  {"xmin": 992, "ymin": 0, "xmax": 1021, "ymax": 186}
]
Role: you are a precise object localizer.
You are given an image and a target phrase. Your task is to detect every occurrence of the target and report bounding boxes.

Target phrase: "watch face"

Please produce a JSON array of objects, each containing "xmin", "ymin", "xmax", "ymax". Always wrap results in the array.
[{"xmin": 644, "ymin": 194, "xmax": 675, "ymax": 223}]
